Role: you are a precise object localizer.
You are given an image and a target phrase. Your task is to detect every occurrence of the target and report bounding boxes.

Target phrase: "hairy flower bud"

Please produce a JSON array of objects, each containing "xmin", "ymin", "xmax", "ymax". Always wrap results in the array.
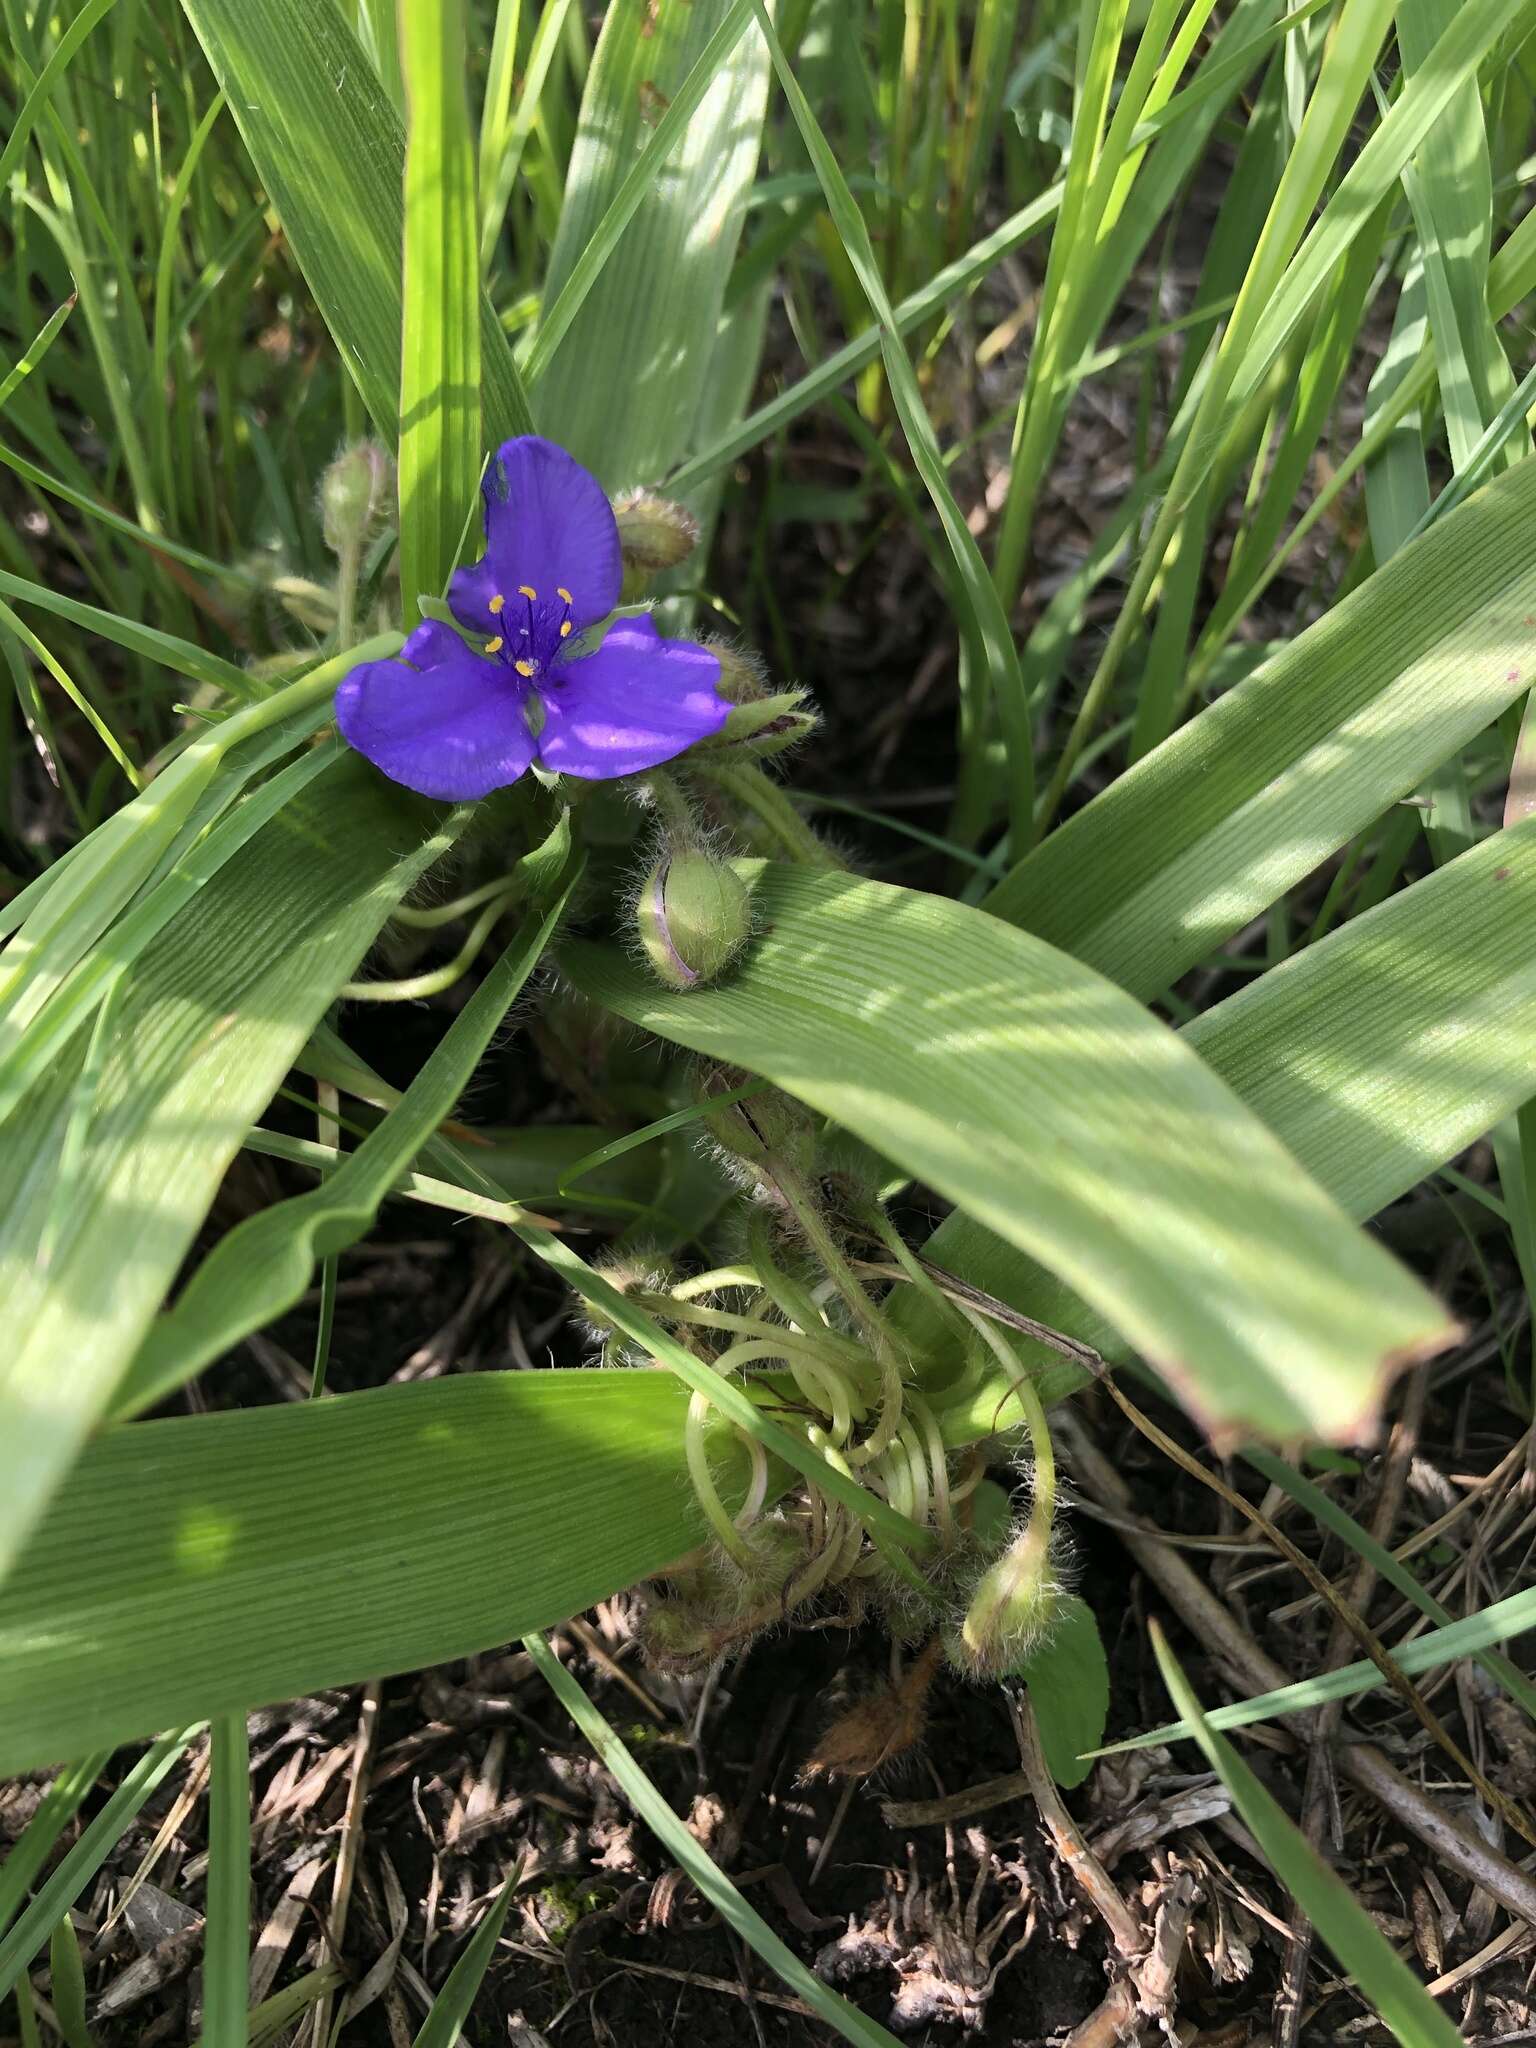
[
  {"xmin": 944, "ymin": 1523, "xmax": 1062, "ymax": 1682},
  {"xmin": 611, "ymin": 487, "xmax": 701, "ymax": 577},
  {"xmin": 320, "ymin": 441, "xmax": 392, "ymax": 555},
  {"xmin": 636, "ymin": 850, "xmax": 751, "ymax": 989}
]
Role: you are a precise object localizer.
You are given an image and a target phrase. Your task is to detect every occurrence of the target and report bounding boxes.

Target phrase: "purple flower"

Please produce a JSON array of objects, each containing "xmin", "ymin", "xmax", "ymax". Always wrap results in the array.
[{"xmin": 336, "ymin": 436, "xmax": 726, "ymax": 800}]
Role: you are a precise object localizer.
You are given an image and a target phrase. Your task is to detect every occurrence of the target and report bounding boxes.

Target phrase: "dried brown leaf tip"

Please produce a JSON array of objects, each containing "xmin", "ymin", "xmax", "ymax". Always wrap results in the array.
[{"xmin": 804, "ymin": 1637, "xmax": 944, "ymax": 1780}]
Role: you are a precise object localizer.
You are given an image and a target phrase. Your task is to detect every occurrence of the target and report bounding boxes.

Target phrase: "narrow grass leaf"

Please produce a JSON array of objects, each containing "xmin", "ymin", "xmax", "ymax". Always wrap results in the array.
[
  {"xmin": 398, "ymin": 0, "xmax": 481, "ymax": 622},
  {"xmin": 202, "ymin": 1715, "xmax": 250, "ymax": 2048},
  {"xmin": 0, "ymin": 1753, "xmax": 110, "ymax": 1940},
  {"xmin": 1148, "ymin": 1626, "xmax": 1468, "ymax": 2048},
  {"xmin": 410, "ymin": 1870, "xmax": 516, "ymax": 2048},
  {"xmin": 0, "ymin": 1729, "xmax": 199, "ymax": 2000},
  {"xmin": 526, "ymin": 1633, "xmax": 905, "ymax": 2048},
  {"xmin": 119, "ymin": 850, "xmax": 578, "ymax": 1417},
  {"xmin": 46, "ymin": 1917, "xmax": 92, "ymax": 2048},
  {"xmin": 0, "ymin": 296, "xmax": 75, "ymax": 415},
  {"xmin": 1242, "ymin": 1449, "xmax": 1536, "ymax": 1720},
  {"xmin": 748, "ymin": 0, "xmax": 1034, "ymax": 840},
  {"xmin": 178, "ymin": 0, "xmax": 531, "ymax": 446}
]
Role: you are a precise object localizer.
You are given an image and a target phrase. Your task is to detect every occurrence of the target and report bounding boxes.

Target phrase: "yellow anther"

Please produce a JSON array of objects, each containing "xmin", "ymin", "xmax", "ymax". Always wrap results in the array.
[
  {"xmin": 559, "ymin": 620, "xmax": 573, "ymax": 638},
  {"xmin": 556, "ymin": 585, "xmax": 572, "ymax": 604},
  {"xmin": 488, "ymin": 593, "xmax": 505, "ymax": 615},
  {"xmin": 483, "ymin": 635, "xmax": 504, "ymax": 654},
  {"xmin": 517, "ymin": 583, "xmax": 538, "ymax": 600},
  {"xmin": 515, "ymin": 659, "xmax": 536, "ymax": 678}
]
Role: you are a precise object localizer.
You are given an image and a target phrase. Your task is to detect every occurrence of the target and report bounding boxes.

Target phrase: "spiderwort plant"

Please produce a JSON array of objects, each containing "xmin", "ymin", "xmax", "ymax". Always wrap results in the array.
[{"xmin": 336, "ymin": 437, "xmax": 729, "ymax": 799}]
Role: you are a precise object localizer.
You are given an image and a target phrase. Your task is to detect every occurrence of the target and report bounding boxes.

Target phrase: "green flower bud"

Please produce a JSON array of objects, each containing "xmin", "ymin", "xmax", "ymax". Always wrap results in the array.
[
  {"xmin": 944, "ymin": 1523, "xmax": 1062, "ymax": 1682},
  {"xmin": 707, "ymin": 690, "xmax": 820, "ymax": 759},
  {"xmin": 636, "ymin": 850, "xmax": 751, "ymax": 989},
  {"xmin": 320, "ymin": 441, "xmax": 391, "ymax": 555},
  {"xmin": 611, "ymin": 487, "xmax": 701, "ymax": 575},
  {"xmin": 701, "ymin": 636, "xmax": 771, "ymax": 704}
]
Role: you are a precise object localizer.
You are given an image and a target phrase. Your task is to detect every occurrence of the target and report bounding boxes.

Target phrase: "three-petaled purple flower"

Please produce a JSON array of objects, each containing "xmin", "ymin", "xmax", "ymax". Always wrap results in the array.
[{"xmin": 336, "ymin": 436, "xmax": 727, "ymax": 800}]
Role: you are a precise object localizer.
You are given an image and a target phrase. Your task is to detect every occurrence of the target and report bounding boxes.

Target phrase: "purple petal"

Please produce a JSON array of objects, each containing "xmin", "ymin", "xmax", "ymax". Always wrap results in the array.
[
  {"xmin": 335, "ymin": 620, "xmax": 537, "ymax": 801},
  {"xmin": 534, "ymin": 617, "xmax": 725, "ymax": 781},
  {"xmin": 450, "ymin": 436, "xmax": 621, "ymax": 637}
]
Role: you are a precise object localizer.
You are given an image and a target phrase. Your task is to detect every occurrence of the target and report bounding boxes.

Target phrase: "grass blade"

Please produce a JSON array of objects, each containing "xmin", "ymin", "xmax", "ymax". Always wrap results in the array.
[
  {"xmin": 398, "ymin": 0, "xmax": 481, "ymax": 623},
  {"xmin": 409, "ymin": 1870, "xmax": 516, "ymax": 2048},
  {"xmin": 1148, "ymin": 1625, "xmax": 1466, "ymax": 2048},
  {"xmin": 0, "ymin": 1729, "xmax": 200, "ymax": 2001},
  {"xmin": 178, "ymin": 0, "xmax": 531, "ymax": 446},
  {"xmin": 747, "ymin": 0, "xmax": 1034, "ymax": 842},
  {"xmin": 202, "ymin": 1715, "xmax": 251, "ymax": 2048},
  {"xmin": 525, "ymin": 1632, "xmax": 905, "ymax": 2048},
  {"xmin": 118, "ymin": 847, "xmax": 579, "ymax": 1416}
]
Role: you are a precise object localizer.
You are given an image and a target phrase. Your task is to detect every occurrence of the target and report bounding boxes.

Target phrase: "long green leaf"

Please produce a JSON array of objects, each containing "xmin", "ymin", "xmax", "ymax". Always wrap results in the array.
[
  {"xmin": 749, "ymin": 0, "xmax": 1034, "ymax": 842},
  {"xmin": 203, "ymin": 1715, "xmax": 251, "ymax": 2048},
  {"xmin": 985, "ymin": 456, "xmax": 1536, "ymax": 996},
  {"xmin": 0, "ymin": 757, "xmax": 462, "ymax": 1580},
  {"xmin": 1149, "ymin": 1628, "xmax": 1464, "ymax": 2048},
  {"xmin": 913, "ymin": 816, "xmax": 1536, "ymax": 1428},
  {"xmin": 565, "ymin": 862, "xmax": 1452, "ymax": 1446},
  {"xmin": 177, "ymin": 0, "xmax": 531, "ymax": 447},
  {"xmin": 398, "ymin": 0, "xmax": 481, "ymax": 622},
  {"xmin": 0, "ymin": 1374, "xmax": 710, "ymax": 1773},
  {"xmin": 533, "ymin": 0, "xmax": 770, "ymax": 486}
]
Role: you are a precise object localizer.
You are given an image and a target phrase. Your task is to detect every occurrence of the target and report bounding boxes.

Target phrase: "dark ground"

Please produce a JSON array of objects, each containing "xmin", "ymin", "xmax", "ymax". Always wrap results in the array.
[{"xmin": 8, "ymin": 187, "xmax": 1536, "ymax": 2048}]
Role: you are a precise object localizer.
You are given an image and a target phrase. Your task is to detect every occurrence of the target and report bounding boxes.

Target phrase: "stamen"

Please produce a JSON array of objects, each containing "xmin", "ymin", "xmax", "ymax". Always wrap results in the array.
[
  {"xmin": 556, "ymin": 585, "xmax": 572, "ymax": 604},
  {"xmin": 488, "ymin": 593, "xmax": 505, "ymax": 615},
  {"xmin": 515, "ymin": 659, "xmax": 536, "ymax": 678},
  {"xmin": 483, "ymin": 635, "xmax": 504, "ymax": 654},
  {"xmin": 517, "ymin": 584, "xmax": 538, "ymax": 600},
  {"xmin": 559, "ymin": 621, "xmax": 572, "ymax": 638}
]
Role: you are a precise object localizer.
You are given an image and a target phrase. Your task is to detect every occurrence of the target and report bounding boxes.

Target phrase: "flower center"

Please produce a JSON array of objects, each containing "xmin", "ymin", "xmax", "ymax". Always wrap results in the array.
[{"xmin": 482, "ymin": 584, "xmax": 574, "ymax": 678}]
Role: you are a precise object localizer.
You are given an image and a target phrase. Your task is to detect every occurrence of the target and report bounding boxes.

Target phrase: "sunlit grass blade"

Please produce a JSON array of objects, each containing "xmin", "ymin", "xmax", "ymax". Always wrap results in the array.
[
  {"xmin": 1148, "ymin": 1625, "xmax": 1466, "ymax": 2048},
  {"xmin": 398, "ymin": 0, "xmax": 481, "ymax": 624},
  {"xmin": 1242, "ymin": 1449, "xmax": 1536, "ymax": 1719},
  {"xmin": 0, "ymin": 1374, "xmax": 713, "ymax": 1772},
  {"xmin": 0, "ymin": 754, "xmax": 464, "ymax": 1580},
  {"xmin": 533, "ymin": 0, "xmax": 771, "ymax": 486},
  {"xmin": 0, "ymin": 0, "xmax": 118, "ymax": 195},
  {"xmin": 478, "ymin": 0, "xmax": 573, "ymax": 273},
  {"xmin": 0, "ymin": 1729, "xmax": 201, "ymax": 2000},
  {"xmin": 0, "ymin": 568, "xmax": 257, "ymax": 702},
  {"xmin": 748, "ymin": 0, "xmax": 1034, "ymax": 842},
  {"xmin": 203, "ymin": 1715, "xmax": 251, "ymax": 2048},
  {"xmin": 1107, "ymin": 1584, "xmax": 1536, "ymax": 1753},
  {"xmin": 524, "ymin": 0, "xmax": 755, "ymax": 392},
  {"xmin": 566, "ymin": 862, "xmax": 1453, "ymax": 1446},
  {"xmin": 0, "ymin": 295, "xmax": 75, "ymax": 415},
  {"xmin": 986, "ymin": 457, "xmax": 1536, "ymax": 998},
  {"xmin": 525, "ymin": 1632, "xmax": 905, "ymax": 2048},
  {"xmin": 178, "ymin": 0, "xmax": 531, "ymax": 447}
]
